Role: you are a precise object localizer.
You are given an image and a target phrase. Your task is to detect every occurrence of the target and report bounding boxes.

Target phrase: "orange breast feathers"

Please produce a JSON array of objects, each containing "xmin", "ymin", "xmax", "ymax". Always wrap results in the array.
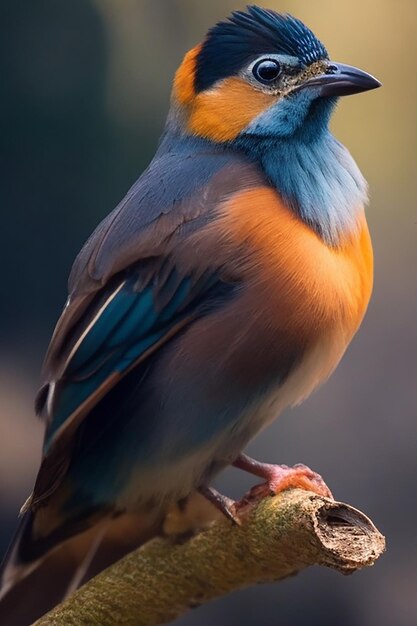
[
  {"xmin": 173, "ymin": 46, "xmax": 277, "ymax": 143},
  {"xmin": 192, "ymin": 186, "xmax": 373, "ymax": 346}
]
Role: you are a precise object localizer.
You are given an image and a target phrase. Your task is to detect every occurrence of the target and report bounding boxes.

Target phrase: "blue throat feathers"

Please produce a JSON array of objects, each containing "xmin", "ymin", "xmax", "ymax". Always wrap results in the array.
[
  {"xmin": 234, "ymin": 96, "xmax": 368, "ymax": 247},
  {"xmin": 239, "ymin": 133, "xmax": 367, "ymax": 247}
]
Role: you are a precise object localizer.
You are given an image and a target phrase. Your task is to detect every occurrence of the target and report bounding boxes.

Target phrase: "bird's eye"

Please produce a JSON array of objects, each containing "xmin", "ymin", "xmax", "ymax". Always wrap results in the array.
[{"xmin": 252, "ymin": 59, "xmax": 282, "ymax": 84}]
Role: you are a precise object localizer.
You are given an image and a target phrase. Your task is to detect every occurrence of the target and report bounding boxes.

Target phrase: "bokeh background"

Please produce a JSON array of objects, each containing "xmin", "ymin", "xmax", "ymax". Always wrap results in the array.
[{"xmin": 1, "ymin": 1, "xmax": 416, "ymax": 625}]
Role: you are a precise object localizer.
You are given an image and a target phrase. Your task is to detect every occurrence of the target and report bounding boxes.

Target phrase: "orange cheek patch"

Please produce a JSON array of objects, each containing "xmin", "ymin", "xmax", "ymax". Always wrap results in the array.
[{"xmin": 188, "ymin": 77, "xmax": 276, "ymax": 142}]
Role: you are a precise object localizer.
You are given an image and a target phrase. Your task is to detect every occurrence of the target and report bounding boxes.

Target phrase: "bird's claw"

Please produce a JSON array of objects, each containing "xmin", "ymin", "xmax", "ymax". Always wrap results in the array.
[
  {"xmin": 233, "ymin": 453, "xmax": 333, "ymax": 503},
  {"xmin": 198, "ymin": 485, "xmax": 241, "ymax": 525}
]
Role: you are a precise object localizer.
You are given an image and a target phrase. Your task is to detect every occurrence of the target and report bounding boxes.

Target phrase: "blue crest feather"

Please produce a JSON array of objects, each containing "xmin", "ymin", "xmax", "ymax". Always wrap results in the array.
[{"xmin": 196, "ymin": 6, "xmax": 328, "ymax": 92}]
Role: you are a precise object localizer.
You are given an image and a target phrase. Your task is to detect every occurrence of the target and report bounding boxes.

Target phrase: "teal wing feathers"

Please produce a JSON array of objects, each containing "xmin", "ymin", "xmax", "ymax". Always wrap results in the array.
[{"xmin": 44, "ymin": 269, "xmax": 196, "ymax": 452}]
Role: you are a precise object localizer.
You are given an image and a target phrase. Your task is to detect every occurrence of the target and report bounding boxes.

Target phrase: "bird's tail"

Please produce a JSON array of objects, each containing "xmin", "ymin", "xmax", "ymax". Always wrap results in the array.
[
  {"xmin": 0, "ymin": 509, "xmax": 163, "ymax": 626},
  {"xmin": 0, "ymin": 510, "xmax": 42, "ymax": 601}
]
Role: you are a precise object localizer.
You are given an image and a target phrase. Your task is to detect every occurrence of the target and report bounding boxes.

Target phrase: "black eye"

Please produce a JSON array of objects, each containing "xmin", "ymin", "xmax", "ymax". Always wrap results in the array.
[{"xmin": 252, "ymin": 59, "xmax": 282, "ymax": 84}]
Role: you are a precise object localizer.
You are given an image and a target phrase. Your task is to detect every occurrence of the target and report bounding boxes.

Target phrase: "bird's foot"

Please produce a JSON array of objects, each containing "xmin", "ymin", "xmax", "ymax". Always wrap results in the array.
[
  {"xmin": 233, "ymin": 453, "xmax": 333, "ymax": 503},
  {"xmin": 198, "ymin": 485, "xmax": 241, "ymax": 525},
  {"xmin": 194, "ymin": 455, "xmax": 332, "ymax": 527}
]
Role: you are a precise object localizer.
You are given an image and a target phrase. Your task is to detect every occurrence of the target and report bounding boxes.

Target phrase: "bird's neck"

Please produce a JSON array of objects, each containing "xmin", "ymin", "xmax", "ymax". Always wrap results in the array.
[
  {"xmin": 235, "ymin": 129, "xmax": 367, "ymax": 246},
  {"xmin": 161, "ymin": 100, "xmax": 367, "ymax": 247}
]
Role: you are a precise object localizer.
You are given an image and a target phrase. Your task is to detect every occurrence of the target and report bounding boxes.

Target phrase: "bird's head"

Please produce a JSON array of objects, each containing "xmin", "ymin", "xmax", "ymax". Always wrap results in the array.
[{"xmin": 171, "ymin": 6, "xmax": 380, "ymax": 144}]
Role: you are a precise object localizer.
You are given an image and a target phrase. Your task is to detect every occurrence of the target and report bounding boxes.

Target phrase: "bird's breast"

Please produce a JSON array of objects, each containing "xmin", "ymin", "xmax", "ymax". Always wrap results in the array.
[{"xmin": 184, "ymin": 185, "xmax": 373, "ymax": 412}]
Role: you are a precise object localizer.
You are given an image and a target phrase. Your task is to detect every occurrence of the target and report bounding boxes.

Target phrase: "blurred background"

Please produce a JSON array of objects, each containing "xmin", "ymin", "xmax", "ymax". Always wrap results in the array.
[{"xmin": 0, "ymin": 1, "xmax": 415, "ymax": 624}]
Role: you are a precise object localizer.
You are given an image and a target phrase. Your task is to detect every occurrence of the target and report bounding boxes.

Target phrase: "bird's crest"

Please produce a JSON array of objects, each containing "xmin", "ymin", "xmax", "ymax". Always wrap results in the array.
[{"xmin": 195, "ymin": 6, "xmax": 328, "ymax": 92}]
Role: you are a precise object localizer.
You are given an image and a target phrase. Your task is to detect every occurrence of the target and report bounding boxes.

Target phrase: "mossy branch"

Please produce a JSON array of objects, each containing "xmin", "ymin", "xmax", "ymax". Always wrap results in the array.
[{"xmin": 35, "ymin": 489, "xmax": 385, "ymax": 626}]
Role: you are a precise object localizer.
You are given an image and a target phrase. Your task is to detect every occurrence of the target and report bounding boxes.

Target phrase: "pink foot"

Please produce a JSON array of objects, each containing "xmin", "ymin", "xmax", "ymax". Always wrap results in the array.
[{"xmin": 233, "ymin": 454, "xmax": 333, "ymax": 502}]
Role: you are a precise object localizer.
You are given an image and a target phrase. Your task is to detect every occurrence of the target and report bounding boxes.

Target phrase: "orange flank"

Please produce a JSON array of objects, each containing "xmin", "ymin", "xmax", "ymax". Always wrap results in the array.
[
  {"xmin": 185, "ymin": 184, "xmax": 373, "ymax": 392},
  {"xmin": 216, "ymin": 186, "xmax": 373, "ymax": 337},
  {"xmin": 229, "ymin": 188, "xmax": 373, "ymax": 336},
  {"xmin": 174, "ymin": 48, "xmax": 276, "ymax": 142}
]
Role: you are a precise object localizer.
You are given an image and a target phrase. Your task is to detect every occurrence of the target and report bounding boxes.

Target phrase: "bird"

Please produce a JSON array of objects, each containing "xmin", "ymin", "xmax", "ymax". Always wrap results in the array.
[{"xmin": 0, "ymin": 6, "xmax": 380, "ymax": 624}]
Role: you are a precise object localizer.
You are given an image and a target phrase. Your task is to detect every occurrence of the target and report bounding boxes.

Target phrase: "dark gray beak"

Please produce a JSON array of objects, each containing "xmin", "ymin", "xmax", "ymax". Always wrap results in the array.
[{"xmin": 301, "ymin": 62, "xmax": 381, "ymax": 97}]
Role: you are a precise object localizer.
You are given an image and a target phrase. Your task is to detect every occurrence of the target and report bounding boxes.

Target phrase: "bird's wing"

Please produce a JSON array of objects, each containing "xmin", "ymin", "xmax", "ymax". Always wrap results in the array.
[{"xmin": 33, "ymin": 147, "xmax": 264, "ymax": 505}]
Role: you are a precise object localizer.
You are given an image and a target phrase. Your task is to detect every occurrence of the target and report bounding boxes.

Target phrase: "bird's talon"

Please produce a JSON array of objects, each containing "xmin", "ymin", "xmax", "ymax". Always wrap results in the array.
[
  {"xmin": 233, "ymin": 453, "xmax": 333, "ymax": 500},
  {"xmin": 198, "ymin": 486, "xmax": 241, "ymax": 524}
]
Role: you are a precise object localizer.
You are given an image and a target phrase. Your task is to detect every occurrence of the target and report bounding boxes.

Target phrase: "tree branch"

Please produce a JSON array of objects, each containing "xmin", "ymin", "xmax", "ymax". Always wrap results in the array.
[{"xmin": 35, "ymin": 490, "xmax": 385, "ymax": 626}]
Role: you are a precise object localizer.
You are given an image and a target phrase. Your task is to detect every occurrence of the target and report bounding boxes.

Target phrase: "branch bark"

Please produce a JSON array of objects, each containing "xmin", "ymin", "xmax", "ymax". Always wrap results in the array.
[{"xmin": 35, "ymin": 489, "xmax": 385, "ymax": 626}]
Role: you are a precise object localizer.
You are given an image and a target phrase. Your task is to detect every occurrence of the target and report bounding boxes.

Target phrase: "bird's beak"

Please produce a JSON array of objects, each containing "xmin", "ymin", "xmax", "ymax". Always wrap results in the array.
[{"xmin": 299, "ymin": 62, "xmax": 381, "ymax": 97}]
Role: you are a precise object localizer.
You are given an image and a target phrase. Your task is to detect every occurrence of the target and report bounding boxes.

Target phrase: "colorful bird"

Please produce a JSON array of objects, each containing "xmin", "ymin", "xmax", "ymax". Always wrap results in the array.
[{"xmin": 0, "ymin": 6, "xmax": 380, "ymax": 624}]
